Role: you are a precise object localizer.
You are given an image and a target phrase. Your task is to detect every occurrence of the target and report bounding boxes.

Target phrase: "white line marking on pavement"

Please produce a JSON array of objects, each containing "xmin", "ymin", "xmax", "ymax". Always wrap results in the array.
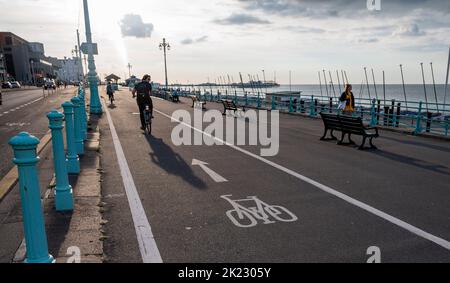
[
  {"xmin": 0, "ymin": 97, "xmax": 43, "ymax": 117},
  {"xmin": 103, "ymin": 100, "xmax": 163, "ymax": 263},
  {"xmin": 154, "ymin": 108, "xmax": 450, "ymax": 251},
  {"xmin": 192, "ymin": 159, "xmax": 228, "ymax": 183}
]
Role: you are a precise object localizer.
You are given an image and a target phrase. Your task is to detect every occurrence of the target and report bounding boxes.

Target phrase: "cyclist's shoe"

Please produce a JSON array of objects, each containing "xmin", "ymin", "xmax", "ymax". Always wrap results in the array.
[{"xmin": 140, "ymin": 126, "xmax": 145, "ymax": 130}]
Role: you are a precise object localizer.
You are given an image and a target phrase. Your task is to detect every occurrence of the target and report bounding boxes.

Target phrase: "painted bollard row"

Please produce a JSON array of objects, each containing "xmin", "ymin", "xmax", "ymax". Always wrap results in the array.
[{"xmin": 8, "ymin": 86, "xmax": 90, "ymax": 263}]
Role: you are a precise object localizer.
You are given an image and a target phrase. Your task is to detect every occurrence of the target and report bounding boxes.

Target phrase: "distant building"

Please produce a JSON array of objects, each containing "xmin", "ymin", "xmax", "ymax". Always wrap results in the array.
[
  {"xmin": 28, "ymin": 44, "xmax": 57, "ymax": 84},
  {"xmin": 56, "ymin": 57, "xmax": 83, "ymax": 83},
  {"xmin": 0, "ymin": 32, "xmax": 59, "ymax": 84},
  {"xmin": 0, "ymin": 48, "xmax": 6, "ymax": 81},
  {"xmin": 0, "ymin": 32, "xmax": 32, "ymax": 83}
]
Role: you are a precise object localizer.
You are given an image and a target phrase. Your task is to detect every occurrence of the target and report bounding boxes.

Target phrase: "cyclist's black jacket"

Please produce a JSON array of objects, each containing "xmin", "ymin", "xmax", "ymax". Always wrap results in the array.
[{"xmin": 134, "ymin": 81, "xmax": 153, "ymax": 105}]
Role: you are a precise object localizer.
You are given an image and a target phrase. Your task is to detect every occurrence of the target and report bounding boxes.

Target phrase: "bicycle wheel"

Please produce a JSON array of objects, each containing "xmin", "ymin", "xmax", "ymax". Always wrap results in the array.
[
  {"xmin": 226, "ymin": 209, "xmax": 258, "ymax": 228},
  {"xmin": 264, "ymin": 205, "xmax": 298, "ymax": 222},
  {"xmin": 146, "ymin": 120, "xmax": 152, "ymax": 135}
]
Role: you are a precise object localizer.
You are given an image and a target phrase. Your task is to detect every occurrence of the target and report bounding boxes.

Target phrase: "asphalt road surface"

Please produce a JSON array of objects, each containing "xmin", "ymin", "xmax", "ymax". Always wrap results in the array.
[
  {"xmin": 101, "ymin": 88, "xmax": 450, "ymax": 263},
  {"xmin": 0, "ymin": 87, "xmax": 76, "ymax": 179}
]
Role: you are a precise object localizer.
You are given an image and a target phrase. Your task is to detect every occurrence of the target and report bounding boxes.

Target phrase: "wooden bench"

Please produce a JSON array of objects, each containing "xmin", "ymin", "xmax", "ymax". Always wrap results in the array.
[
  {"xmin": 320, "ymin": 112, "xmax": 379, "ymax": 150},
  {"xmin": 220, "ymin": 99, "xmax": 245, "ymax": 116},
  {"xmin": 189, "ymin": 95, "xmax": 206, "ymax": 110}
]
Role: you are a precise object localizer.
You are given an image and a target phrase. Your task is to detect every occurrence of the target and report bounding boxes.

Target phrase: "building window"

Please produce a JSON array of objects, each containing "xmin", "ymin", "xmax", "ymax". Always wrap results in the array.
[{"xmin": 5, "ymin": 36, "xmax": 13, "ymax": 45}]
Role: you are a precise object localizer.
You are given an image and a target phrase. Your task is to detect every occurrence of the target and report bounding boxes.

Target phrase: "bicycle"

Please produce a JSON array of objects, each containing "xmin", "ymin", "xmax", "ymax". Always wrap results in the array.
[
  {"xmin": 143, "ymin": 105, "xmax": 152, "ymax": 135},
  {"xmin": 108, "ymin": 93, "xmax": 115, "ymax": 105}
]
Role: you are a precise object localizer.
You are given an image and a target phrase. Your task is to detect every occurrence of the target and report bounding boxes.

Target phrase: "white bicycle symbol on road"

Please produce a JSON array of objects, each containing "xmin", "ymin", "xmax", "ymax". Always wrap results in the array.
[{"xmin": 221, "ymin": 195, "xmax": 298, "ymax": 228}]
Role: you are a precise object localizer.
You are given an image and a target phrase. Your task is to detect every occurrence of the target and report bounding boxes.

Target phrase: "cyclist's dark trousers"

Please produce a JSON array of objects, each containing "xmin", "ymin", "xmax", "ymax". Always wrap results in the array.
[{"xmin": 137, "ymin": 99, "xmax": 153, "ymax": 128}]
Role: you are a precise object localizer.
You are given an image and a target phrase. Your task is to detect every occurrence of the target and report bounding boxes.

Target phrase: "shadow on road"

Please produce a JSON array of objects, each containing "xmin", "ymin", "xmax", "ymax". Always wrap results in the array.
[
  {"xmin": 145, "ymin": 135, "xmax": 207, "ymax": 190},
  {"xmin": 380, "ymin": 135, "xmax": 450, "ymax": 154},
  {"xmin": 368, "ymin": 150, "xmax": 450, "ymax": 176}
]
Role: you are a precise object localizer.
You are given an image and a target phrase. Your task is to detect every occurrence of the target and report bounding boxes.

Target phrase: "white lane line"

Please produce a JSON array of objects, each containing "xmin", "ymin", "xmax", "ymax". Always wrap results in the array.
[
  {"xmin": 0, "ymin": 97, "xmax": 43, "ymax": 117},
  {"xmin": 103, "ymin": 100, "xmax": 163, "ymax": 263},
  {"xmin": 154, "ymin": 108, "xmax": 450, "ymax": 251}
]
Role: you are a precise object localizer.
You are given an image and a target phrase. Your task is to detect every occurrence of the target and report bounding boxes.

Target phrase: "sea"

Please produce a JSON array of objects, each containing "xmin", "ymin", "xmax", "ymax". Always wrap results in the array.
[{"xmin": 203, "ymin": 84, "xmax": 449, "ymax": 105}]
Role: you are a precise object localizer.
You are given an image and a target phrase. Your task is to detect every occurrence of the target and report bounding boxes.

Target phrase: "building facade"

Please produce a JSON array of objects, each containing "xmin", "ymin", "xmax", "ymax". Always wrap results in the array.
[
  {"xmin": 0, "ymin": 32, "xmax": 31, "ymax": 83},
  {"xmin": 56, "ymin": 57, "xmax": 83, "ymax": 83},
  {"xmin": 0, "ymin": 48, "xmax": 6, "ymax": 81},
  {"xmin": 0, "ymin": 32, "xmax": 58, "ymax": 84}
]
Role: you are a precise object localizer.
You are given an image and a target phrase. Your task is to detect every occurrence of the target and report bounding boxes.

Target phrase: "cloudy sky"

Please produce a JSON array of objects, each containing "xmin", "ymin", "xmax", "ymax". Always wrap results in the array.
[{"xmin": 1, "ymin": 0, "xmax": 450, "ymax": 84}]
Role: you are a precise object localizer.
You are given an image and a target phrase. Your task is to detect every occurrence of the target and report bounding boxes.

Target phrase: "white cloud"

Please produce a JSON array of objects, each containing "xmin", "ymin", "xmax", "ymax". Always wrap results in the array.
[
  {"xmin": 120, "ymin": 14, "xmax": 154, "ymax": 38},
  {"xmin": 393, "ymin": 23, "xmax": 426, "ymax": 37}
]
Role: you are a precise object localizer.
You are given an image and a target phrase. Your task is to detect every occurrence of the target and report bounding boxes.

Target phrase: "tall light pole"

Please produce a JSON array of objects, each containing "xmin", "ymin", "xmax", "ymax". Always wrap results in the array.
[
  {"xmin": 82, "ymin": 0, "xmax": 102, "ymax": 114},
  {"xmin": 159, "ymin": 38, "xmax": 170, "ymax": 89},
  {"xmin": 127, "ymin": 63, "xmax": 132, "ymax": 78},
  {"xmin": 76, "ymin": 29, "xmax": 84, "ymax": 82},
  {"xmin": 30, "ymin": 60, "xmax": 35, "ymax": 85}
]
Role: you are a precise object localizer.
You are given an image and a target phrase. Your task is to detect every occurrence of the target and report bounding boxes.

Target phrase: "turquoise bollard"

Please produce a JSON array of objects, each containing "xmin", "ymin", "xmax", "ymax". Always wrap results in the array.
[
  {"xmin": 62, "ymin": 102, "xmax": 80, "ymax": 174},
  {"xmin": 9, "ymin": 132, "xmax": 55, "ymax": 263},
  {"xmin": 47, "ymin": 110, "xmax": 74, "ymax": 211},
  {"xmin": 78, "ymin": 90, "xmax": 88, "ymax": 141},
  {"xmin": 71, "ymin": 97, "xmax": 85, "ymax": 156}
]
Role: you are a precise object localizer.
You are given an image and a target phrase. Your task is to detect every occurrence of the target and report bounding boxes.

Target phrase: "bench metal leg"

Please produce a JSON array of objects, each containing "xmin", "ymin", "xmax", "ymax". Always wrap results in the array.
[
  {"xmin": 320, "ymin": 129, "xmax": 328, "ymax": 141},
  {"xmin": 337, "ymin": 133, "xmax": 346, "ymax": 145},
  {"xmin": 348, "ymin": 134, "xmax": 355, "ymax": 145},
  {"xmin": 321, "ymin": 129, "xmax": 338, "ymax": 141},
  {"xmin": 330, "ymin": 130, "xmax": 337, "ymax": 140},
  {"xmin": 369, "ymin": 137, "xmax": 377, "ymax": 149},
  {"xmin": 358, "ymin": 136, "xmax": 367, "ymax": 150}
]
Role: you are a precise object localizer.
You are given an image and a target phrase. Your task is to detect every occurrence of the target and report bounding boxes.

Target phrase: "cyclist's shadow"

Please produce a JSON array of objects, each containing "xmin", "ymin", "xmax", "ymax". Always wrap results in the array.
[{"xmin": 145, "ymin": 136, "xmax": 207, "ymax": 190}]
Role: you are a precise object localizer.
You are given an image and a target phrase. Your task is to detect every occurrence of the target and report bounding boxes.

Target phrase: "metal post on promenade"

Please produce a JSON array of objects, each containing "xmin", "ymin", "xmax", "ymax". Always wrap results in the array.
[
  {"xmin": 71, "ymin": 97, "xmax": 85, "ymax": 156},
  {"xmin": 414, "ymin": 101, "xmax": 423, "ymax": 135},
  {"xmin": 9, "ymin": 132, "xmax": 55, "ymax": 263},
  {"xmin": 159, "ymin": 38, "xmax": 171, "ymax": 89},
  {"xmin": 47, "ymin": 110, "xmax": 74, "ymax": 212},
  {"xmin": 82, "ymin": 0, "xmax": 102, "ymax": 114},
  {"xmin": 309, "ymin": 96, "xmax": 316, "ymax": 117},
  {"xmin": 62, "ymin": 102, "xmax": 80, "ymax": 174},
  {"xmin": 370, "ymin": 99, "xmax": 377, "ymax": 127}
]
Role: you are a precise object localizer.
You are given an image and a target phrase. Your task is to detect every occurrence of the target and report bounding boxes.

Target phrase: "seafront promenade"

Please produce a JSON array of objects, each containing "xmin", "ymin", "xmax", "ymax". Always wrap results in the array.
[{"xmin": 2, "ymin": 85, "xmax": 448, "ymax": 263}]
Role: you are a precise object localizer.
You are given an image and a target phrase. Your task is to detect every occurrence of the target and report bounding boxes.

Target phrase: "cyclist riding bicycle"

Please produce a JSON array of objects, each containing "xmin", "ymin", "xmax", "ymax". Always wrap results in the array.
[
  {"xmin": 106, "ymin": 81, "xmax": 115, "ymax": 104},
  {"xmin": 132, "ymin": 74, "xmax": 153, "ymax": 130}
]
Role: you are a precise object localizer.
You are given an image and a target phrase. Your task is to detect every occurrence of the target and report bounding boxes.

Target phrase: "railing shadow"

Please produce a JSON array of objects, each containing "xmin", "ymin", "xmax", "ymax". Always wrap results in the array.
[
  {"xmin": 368, "ymin": 150, "xmax": 450, "ymax": 176},
  {"xmin": 380, "ymin": 135, "xmax": 450, "ymax": 154}
]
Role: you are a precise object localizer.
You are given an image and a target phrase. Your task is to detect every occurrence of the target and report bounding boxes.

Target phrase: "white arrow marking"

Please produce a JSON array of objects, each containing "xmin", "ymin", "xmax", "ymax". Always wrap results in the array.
[{"xmin": 192, "ymin": 159, "xmax": 228, "ymax": 183}]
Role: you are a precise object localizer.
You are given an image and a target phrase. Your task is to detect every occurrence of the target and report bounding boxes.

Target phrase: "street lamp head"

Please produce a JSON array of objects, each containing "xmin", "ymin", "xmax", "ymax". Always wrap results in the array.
[{"xmin": 167, "ymin": 44, "xmax": 171, "ymax": 50}]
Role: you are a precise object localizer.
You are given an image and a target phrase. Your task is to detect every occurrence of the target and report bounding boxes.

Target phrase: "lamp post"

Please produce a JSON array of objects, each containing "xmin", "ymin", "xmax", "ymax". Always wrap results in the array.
[
  {"xmin": 159, "ymin": 38, "xmax": 170, "ymax": 89},
  {"xmin": 127, "ymin": 63, "xmax": 132, "ymax": 78},
  {"xmin": 82, "ymin": 0, "xmax": 102, "ymax": 114},
  {"xmin": 30, "ymin": 60, "xmax": 35, "ymax": 86}
]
